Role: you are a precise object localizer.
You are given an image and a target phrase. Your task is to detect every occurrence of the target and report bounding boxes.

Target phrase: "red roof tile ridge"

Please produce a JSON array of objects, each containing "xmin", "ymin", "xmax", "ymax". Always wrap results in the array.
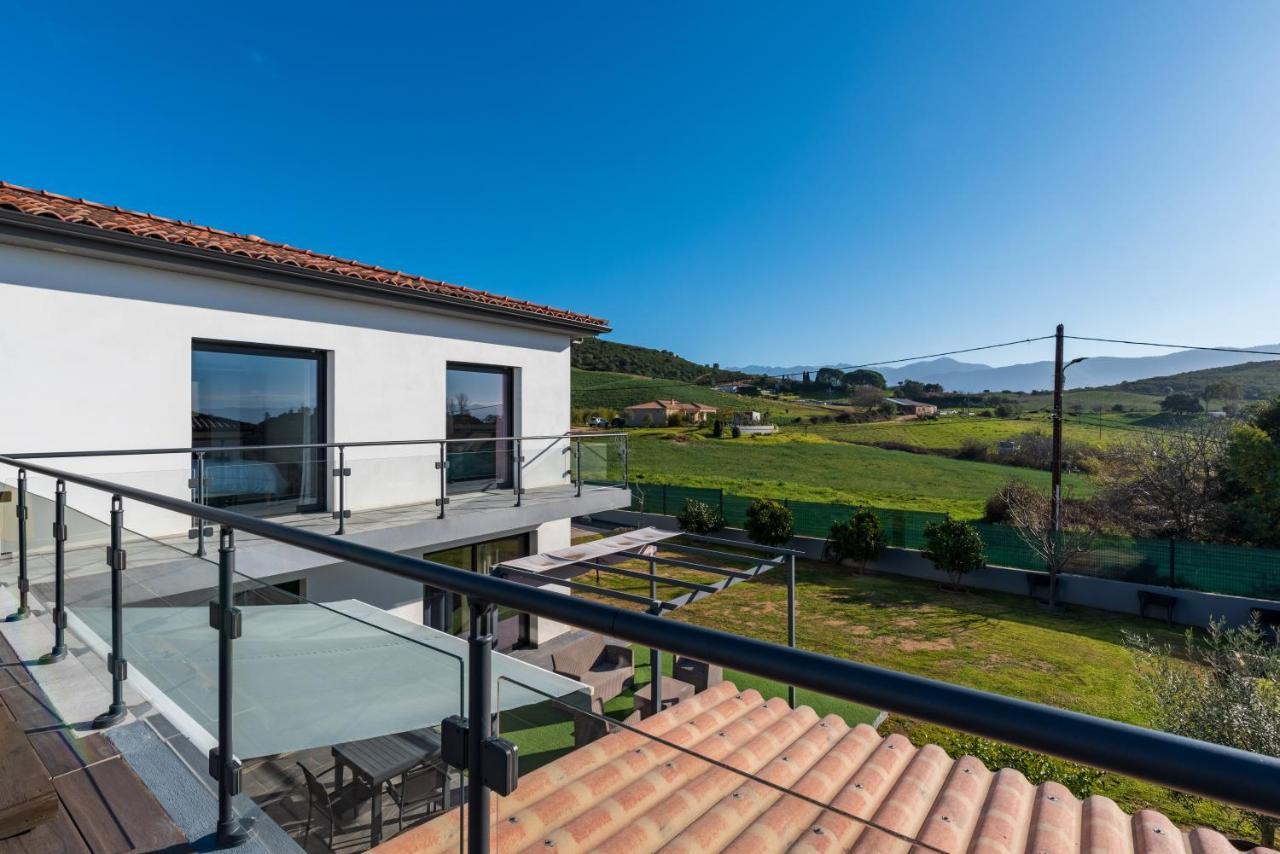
[{"xmin": 0, "ymin": 180, "xmax": 607, "ymax": 327}]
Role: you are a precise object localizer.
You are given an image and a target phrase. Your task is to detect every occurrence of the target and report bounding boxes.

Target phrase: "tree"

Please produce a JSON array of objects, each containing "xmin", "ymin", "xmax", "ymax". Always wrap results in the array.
[
  {"xmin": 744, "ymin": 498, "xmax": 794, "ymax": 546},
  {"xmin": 921, "ymin": 518, "xmax": 986, "ymax": 587},
  {"xmin": 802, "ymin": 371, "xmax": 812, "ymax": 384},
  {"xmin": 1220, "ymin": 422, "xmax": 1280, "ymax": 547},
  {"xmin": 995, "ymin": 480, "xmax": 1095, "ymax": 607},
  {"xmin": 850, "ymin": 386, "xmax": 886, "ymax": 408},
  {"xmin": 1161, "ymin": 392, "xmax": 1204, "ymax": 414},
  {"xmin": 826, "ymin": 509, "xmax": 886, "ymax": 573},
  {"xmin": 898, "ymin": 379, "xmax": 927, "ymax": 400},
  {"xmin": 1126, "ymin": 619, "xmax": 1280, "ymax": 847},
  {"xmin": 1100, "ymin": 421, "xmax": 1228, "ymax": 540},
  {"xmin": 1202, "ymin": 379, "xmax": 1242, "ymax": 410},
  {"xmin": 842, "ymin": 369, "xmax": 886, "ymax": 390},
  {"xmin": 675, "ymin": 498, "xmax": 725, "ymax": 534},
  {"xmin": 815, "ymin": 367, "xmax": 844, "ymax": 388}
]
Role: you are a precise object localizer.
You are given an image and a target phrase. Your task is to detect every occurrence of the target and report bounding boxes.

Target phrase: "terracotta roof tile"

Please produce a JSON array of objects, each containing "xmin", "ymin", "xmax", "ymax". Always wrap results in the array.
[
  {"xmin": 372, "ymin": 681, "xmax": 1278, "ymax": 854},
  {"xmin": 0, "ymin": 181, "xmax": 607, "ymax": 329}
]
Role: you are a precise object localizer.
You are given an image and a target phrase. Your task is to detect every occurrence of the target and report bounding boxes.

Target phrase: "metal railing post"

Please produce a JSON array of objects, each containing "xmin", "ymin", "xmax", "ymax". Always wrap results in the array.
[
  {"xmin": 192, "ymin": 452, "xmax": 209, "ymax": 558},
  {"xmin": 435, "ymin": 443, "xmax": 449, "ymax": 520},
  {"xmin": 41, "ymin": 480, "xmax": 68, "ymax": 662},
  {"xmin": 333, "ymin": 445, "xmax": 350, "ymax": 535},
  {"xmin": 787, "ymin": 554, "xmax": 797, "ymax": 708},
  {"xmin": 212, "ymin": 527, "xmax": 252, "ymax": 847},
  {"xmin": 8, "ymin": 470, "xmax": 30, "ymax": 622},
  {"xmin": 467, "ymin": 600, "xmax": 493, "ymax": 854},
  {"xmin": 574, "ymin": 438, "xmax": 583, "ymax": 497},
  {"xmin": 93, "ymin": 495, "xmax": 128, "ymax": 728},
  {"xmin": 648, "ymin": 556, "xmax": 661, "ymax": 712},
  {"xmin": 513, "ymin": 438, "xmax": 523, "ymax": 507},
  {"xmin": 622, "ymin": 435, "xmax": 629, "ymax": 487}
]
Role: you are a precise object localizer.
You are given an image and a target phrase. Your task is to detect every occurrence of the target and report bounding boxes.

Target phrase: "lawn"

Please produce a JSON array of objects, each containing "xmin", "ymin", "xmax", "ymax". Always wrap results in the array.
[
  {"xmin": 546, "ymin": 536, "xmax": 1254, "ymax": 838},
  {"xmin": 626, "ymin": 429, "xmax": 1094, "ymax": 517},
  {"xmin": 803, "ymin": 411, "xmax": 1130, "ymax": 452}
]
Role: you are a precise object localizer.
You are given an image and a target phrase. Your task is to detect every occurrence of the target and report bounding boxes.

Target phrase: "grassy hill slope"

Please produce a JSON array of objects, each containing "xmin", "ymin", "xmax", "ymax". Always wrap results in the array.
[
  {"xmin": 1108, "ymin": 357, "xmax": 1280, "ymax": 400},
  {"xmin": 573, "ymin": 368, "xmax": 831, "ymax": 418},
  {"xmin": 572, "ymin": 338, "xmax": 745, "ymax": 383}
]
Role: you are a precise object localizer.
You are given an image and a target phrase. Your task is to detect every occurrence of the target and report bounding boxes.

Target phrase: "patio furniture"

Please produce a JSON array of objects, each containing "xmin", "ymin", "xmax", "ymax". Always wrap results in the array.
[
  {"xmin": 1137, "ymin": 590, "xmax": 1177, "ymax": 624},
  {"xmin": 387, "ymin": 762, "xmax": 455, "ymax": 832},
  {"xmin": 297, "ymin": 763, "xmax": 372, "ymax": 850},
  {"xmin": 332, "ymin": 728, "xmax": 444, "ymax": 846},
  {"xmin": 673, "ymin": 656, "xmax": 723, "ymax": 693},
  {"xmin": 550, "ymin": 634, "xmax": 634, "ymax": 704},
  {"xmin": 633, "ymin": 676, "xmax": 695, "ymax": 718},
  {"xmin": 0, "ymin": 716, "xmax": 58, "ymax": 840}
]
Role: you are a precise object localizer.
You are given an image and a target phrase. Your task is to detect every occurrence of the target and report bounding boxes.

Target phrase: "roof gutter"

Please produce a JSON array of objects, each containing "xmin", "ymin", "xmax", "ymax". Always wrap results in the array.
[{"xmin": 0, "ymin": 210, "xmax": 610, "ymax": 336}]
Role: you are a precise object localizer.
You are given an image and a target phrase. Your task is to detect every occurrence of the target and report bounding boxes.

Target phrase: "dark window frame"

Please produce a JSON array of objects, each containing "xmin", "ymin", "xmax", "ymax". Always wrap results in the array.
[
  {"xmin": 192, "ymin": 338, "xmax": 329, "ymax": 515},
  {"xmin": 445, "ymin": 361, "xmax": 515, "ymax": 492}
]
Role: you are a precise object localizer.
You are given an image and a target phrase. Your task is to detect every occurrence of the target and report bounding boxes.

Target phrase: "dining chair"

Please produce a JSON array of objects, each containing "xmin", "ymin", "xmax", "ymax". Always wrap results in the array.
[
  {"xmin": 389, "ymin": 762, "xmax": 452, "ymax": 832},
  {"xmin": 298, "ymin": 763, "xmax": 368, "ymax": 849}
]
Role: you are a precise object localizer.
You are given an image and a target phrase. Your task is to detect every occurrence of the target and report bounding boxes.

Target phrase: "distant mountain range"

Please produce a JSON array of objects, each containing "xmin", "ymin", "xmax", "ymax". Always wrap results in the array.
[{"xmin": 730, "ymin": 346, "xmax": 1280, "ymax": 393}]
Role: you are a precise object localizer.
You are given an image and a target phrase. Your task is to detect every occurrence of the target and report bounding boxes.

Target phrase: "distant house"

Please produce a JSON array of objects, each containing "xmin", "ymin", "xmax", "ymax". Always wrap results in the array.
[
  {"xmin": 623, "ymin": 399, "xmax": 717, "ymax": 426},
  {"xmin": 884, "ymin": 398, "xmax": 939, "ymax": 417},
  {"xmin": 732, "ymin": 410, "xmax": 762, "ymax": 425},
  {"xmin": 714, "ymin": 382, "xmax": 756, "ymax": 394}
]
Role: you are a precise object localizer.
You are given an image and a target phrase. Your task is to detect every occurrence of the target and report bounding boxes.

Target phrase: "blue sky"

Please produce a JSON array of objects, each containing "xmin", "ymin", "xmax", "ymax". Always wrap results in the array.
[{"xmin": 3, "ymin": 3, "xmax": 1278, "ymax": 368}]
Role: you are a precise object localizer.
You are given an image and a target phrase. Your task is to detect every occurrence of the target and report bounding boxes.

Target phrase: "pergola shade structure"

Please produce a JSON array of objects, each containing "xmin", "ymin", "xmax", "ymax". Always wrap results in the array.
[{"xmin": 494, "ymin": 527, "xmax": 800, "ymax": 706}]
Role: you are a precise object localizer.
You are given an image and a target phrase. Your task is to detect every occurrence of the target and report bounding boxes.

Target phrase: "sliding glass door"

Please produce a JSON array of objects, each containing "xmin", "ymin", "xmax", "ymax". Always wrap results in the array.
[
  {"xmin": 446, "ymin": 364, "xmax": 513, "ymax": 492},
  {"xmin": 423, "ymin": 534, "xmax": 531, "ymax": 650},
  {"xmin": 192, "ymin": 341, "xmax": 326, "ymax": 516}
]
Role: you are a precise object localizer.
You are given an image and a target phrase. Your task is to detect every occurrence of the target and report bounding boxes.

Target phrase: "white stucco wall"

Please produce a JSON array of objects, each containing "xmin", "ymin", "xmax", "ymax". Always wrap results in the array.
[{"xmin": 0, "ymin": 242, "xmax": 575, "ymax": 534}]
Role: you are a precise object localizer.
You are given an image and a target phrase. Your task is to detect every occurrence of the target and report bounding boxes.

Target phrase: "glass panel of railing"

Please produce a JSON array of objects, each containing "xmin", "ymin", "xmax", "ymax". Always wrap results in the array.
[
  {"xmin": 516, "ymin": 436, "xmax": 573, "ymax": 495},
  {"xmin": 493, "ymin": 665, "xmax": 909, "ymax": 851},
  {"xmin": 341, "ymin": 445, "xmax": 439, "ymax": 528},
  {"xmin": 446, "ymin": 438, "xmax": 516, "ymax": 493},
  {"xmin": 575, "ymin": 434, "xmax": 627, "ymax": 489},
  {"xmin": 229, "ymin": 559, "xmax": 466, "ymax": 852},
  {"xmin": 197, "ymin": 447, "xmax": 328, "ymax": 518}
]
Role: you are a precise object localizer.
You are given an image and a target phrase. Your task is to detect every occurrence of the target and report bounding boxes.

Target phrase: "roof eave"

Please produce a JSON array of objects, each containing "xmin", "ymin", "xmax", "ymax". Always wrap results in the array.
[{"xmin": 0, "ymin": 210, "xmax": 611, "ymax": 336}]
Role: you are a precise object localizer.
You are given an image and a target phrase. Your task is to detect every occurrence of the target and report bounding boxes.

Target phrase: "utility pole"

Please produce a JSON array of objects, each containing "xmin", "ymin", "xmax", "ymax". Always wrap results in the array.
[{"xmin": 1049, "ymin": 324, "xmax": 1065, "ymax": 609}]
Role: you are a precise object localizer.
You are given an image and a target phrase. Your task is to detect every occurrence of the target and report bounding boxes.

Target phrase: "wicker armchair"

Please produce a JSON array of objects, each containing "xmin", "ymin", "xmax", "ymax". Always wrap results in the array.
[{"xmin": 551, "ymin": 634, "xmax": 634, "ymax": 704}]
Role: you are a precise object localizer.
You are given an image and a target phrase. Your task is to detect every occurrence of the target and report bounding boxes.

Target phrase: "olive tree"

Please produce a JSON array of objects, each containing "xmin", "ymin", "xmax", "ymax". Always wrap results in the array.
[{"xmin": 744, "ymin": 498, "xmax": 794, "ymax": 547}]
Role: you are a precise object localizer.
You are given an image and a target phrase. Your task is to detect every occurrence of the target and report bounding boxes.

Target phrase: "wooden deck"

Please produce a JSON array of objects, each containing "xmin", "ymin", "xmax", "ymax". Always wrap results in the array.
[{"xmin": 0, "ymin": 635, "xmax": 189, "ymax": 854}]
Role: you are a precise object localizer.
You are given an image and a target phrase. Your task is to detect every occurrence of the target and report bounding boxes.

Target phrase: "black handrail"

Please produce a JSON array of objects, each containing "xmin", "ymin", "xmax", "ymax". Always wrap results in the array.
[
  {"xmin": 1, "ymin": 452, "xmax": 1278, "ymax": 819},
  {"xmin": 3, "ymin": 432, "xmax": 627, "ymax": 460}
]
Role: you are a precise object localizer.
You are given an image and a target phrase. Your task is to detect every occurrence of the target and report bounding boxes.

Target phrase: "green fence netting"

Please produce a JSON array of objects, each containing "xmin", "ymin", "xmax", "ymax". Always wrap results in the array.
[{"xmin": 628, "ymin": 483, "xmax": 1280, "ymax": 601}]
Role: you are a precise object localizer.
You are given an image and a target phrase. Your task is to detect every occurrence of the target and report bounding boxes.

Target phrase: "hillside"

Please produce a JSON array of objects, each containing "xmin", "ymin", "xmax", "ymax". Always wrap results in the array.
[
  {"xmin": 572, "ymin": 338, "xmax": 745, "ymax": 384},
  {"xmin": 572, "ymin": 369, "xmax": 830, "ymax": 418},
  {"xmin": 1107, "ymin": 357, "xmax": 1280, "ymax": 400}
]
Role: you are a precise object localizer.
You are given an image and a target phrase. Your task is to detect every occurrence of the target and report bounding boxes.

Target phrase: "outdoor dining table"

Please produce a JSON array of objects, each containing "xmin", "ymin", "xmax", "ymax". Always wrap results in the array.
[{"xmin": 332, "ymin": 727, "xmax": 447, "ymax": 846}]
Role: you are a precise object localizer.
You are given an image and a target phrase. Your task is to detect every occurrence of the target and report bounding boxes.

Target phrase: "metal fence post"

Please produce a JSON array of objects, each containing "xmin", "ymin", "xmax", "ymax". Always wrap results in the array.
[
  {"xmin": 622, "ymin": 435, "xmax": 629, "ymax": 487},
  {"xmin": 436, "ymin": 443, "xmax": 449, "ymax": 520},
  {"xmin": 212, "ymin": 527, "xmax": 251, "ymax": 847},
  {"xmin": 8, "ymin": 470, "xmax": 30, "ymax": 622},
  {"xmin": 93, "ymin": 495, "xmax": 128, "ymax": 729},
  {"xmin": 42, "ymin": 480, "xmax": 68, "ymax": 662},
  {"xmin": 574, "ymin": 438, "xmax": 583, "ymax": 497},
  {"xmin": 787, "ymin": 554, "xmax": 797, "ymax": 708},
  {"xmin": 513, "ymin": 439, "xmax": 523, "ymax": 507},
  {"xmin": 719, "ymin": 488, "xmax": 724, "ymax": 518},
  {"xmin": 192, "ymin": 452, "xmax": 209, "ymax": 558},
  {"xmin": 333, "ymin": 445, "xmax": 350, "ymax": 535},
  {"xmin": 467, "ymin": 600, "xmax": 493, "ymax": 854},
  {"xmin": 1168, "ymin": 539, "xmax": 1177, "ymax": 589},
  {"xmin": 662, "ymin": 483, "xmax": 668, "ymax": 516}
]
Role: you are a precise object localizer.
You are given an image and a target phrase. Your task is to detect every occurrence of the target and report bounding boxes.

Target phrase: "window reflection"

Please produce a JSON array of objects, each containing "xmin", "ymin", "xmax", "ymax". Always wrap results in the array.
[
  {"xmin": 446, "ymin": 364, "xmax": 512, "ymax": 490},
  {"xmin": 192, "ymin": 342, "xmax": 326, "ymax": 516},
  {"xmin": 423, "ymin": 534, "xmax": 531, "ymax": 650}
]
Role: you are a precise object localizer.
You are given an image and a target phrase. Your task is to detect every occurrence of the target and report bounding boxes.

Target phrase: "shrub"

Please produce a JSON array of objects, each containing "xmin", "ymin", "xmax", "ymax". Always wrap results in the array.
[
  {"xmin": 933, "ymin": 732, "xmax": 1104, "ymax": 799},
  {"xmin": 731, "ymin": 424, "xmax": 743, "ymax": 438},
  {"xmin": 711, "ymin": 418, "xmax": 724, "ymax": 438},
  {"xmin": 1111, "ymin": 403, "xmax": 1126, "ymax": 412},
  {"xmin": 744, "ymin": 498, "xmax": 794, "ymax": 546},
  {"xmin": 956, "ymin": 438, "xmax": 990, "ymax": 461},
  {"xmin": 983, "ymin": 491, "xmax": 1011, "ymax": 523},
  {"xmin": 675, "ymin": 498, "xmax": 725, "ymax": 534},
  {"xmin": 826, "ymin": 508, "xmax": 886, "ymax": 573},
  {"xmin": 667, "ymin": 412, "xmax": 685, "ymax": 427},
  {"xmin": 922, "ymin": 519, "xmax": 986, "ymax": 586}
]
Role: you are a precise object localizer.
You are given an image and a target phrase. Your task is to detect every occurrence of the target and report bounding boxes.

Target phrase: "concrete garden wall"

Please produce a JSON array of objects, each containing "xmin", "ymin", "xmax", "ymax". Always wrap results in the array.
[{"xmin": 590, "ymin": 509, "xmax": 1277, "ymax": 630}]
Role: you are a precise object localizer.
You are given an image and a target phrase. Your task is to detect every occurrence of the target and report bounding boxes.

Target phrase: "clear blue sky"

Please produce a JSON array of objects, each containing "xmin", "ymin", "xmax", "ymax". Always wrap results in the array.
[{"xmin": 4, "ymin": 3, "xmax": 1278, "ymax": 368}]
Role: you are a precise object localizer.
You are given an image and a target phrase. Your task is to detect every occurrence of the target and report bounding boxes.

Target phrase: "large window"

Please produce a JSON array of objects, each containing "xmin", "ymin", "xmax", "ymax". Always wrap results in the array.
[
  {"xmin": 423, "ymin": 534, "xmax": 530, "ymax": 650},
  {"xmin": 192, "ymin": 341, "xmax": 326, "ymax": 516},
  {"xmin": 446, "ymin": 364, "xmax": 513, "ymax": 491}
]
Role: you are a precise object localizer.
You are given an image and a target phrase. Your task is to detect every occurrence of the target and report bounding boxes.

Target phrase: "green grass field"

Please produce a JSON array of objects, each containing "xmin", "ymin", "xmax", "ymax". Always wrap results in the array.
[
  {"xmin": 626, "ymin": 429, "xmax": 1093, "ymax": 517},
  {"xmin": 803, "ymin": 411, "xmax": 1134, "ymax": 452}
]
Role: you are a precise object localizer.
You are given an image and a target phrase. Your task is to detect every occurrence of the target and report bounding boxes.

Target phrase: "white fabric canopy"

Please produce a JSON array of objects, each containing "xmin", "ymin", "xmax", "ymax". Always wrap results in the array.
[
  {"xmin": 75, "ymin": 599, "xmax": 590, "ymax": 759},
  {"xmin": 498, "ymin": 526, "xmax": 678, "ymax": 574}
]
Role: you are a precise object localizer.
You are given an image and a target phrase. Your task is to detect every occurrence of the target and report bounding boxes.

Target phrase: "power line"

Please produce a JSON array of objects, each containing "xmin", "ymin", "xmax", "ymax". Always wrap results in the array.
[{"xmin": 1065, "ymin": 335, "xmax": 1280, "ymax": 358}]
